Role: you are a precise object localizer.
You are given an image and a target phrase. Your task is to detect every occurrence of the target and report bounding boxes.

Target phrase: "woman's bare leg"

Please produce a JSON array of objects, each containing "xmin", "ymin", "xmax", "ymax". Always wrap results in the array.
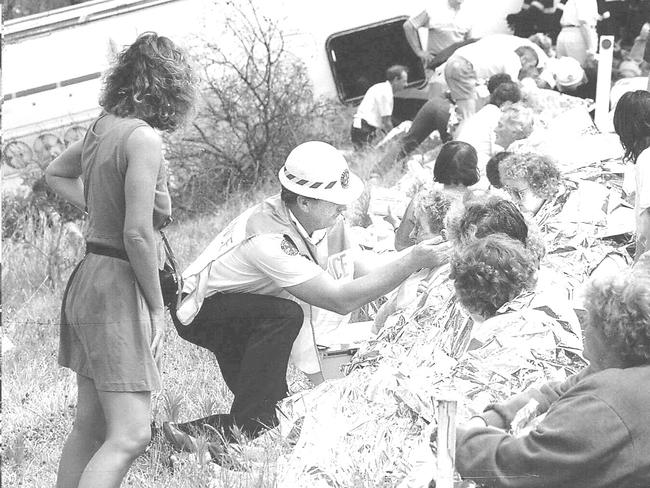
[
  {"xmin": 76, "ymin": 389, "xmax": 151, "ymax": 488},
  {"xmin": 56, "ymin": 374, "xmax": 106, "ymax": 488}
]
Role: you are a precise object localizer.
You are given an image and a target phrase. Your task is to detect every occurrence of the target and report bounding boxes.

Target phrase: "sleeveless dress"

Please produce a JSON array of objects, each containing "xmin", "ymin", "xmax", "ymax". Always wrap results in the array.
[{"xmin": 58, "ymin": 114, "xmax": 170, "ymax": 391}]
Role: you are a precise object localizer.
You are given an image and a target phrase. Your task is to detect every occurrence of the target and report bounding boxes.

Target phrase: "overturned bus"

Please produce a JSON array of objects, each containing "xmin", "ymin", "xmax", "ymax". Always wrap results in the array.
[{"xmin": 1, "ymin": 0, "xmax": 522, "ymax": 170}]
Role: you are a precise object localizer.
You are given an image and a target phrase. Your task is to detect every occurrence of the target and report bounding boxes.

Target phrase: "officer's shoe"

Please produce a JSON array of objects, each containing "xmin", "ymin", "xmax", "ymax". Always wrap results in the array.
[{"xmin": 162, "ymin": 421, "xmax": 198, "ymax": 453}]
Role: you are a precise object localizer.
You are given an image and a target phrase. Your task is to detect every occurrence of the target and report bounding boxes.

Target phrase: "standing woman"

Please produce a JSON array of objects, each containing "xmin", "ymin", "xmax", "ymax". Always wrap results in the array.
[
  {"xmin": 614, "ymin": 90, "xmax": 650, "ymax": 262},
  {"xmin": 45, "ymin": 32, "xmax": 196, "ymax": 488}
]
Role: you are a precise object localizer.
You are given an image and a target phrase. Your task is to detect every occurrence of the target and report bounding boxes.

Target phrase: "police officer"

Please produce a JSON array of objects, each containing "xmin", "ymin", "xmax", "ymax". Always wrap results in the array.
[{"xmin": 163, "ymin": 141, "xmax": 450, "ymax": 457}]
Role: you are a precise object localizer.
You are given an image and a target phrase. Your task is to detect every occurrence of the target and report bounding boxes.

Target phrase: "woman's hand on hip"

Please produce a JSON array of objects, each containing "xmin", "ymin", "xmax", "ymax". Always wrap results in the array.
[{"xmin": 150, "ymin": 308, "xmax": 167, "ymax": 370}]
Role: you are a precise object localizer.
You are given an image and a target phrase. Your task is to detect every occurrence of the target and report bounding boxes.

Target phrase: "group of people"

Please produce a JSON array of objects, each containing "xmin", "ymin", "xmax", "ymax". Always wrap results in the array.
[
  {"xmin": 351, "ymin": 0, "xmax": 650, "ymax": 163},
  {"xmin": 43, "ymin": 10, "xmax": 650, "ymax": 488}
]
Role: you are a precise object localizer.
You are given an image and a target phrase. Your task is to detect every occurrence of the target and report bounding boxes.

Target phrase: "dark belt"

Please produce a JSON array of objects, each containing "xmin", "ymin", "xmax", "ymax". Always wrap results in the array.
[
  {"xmin": 562, "ymin": 24, "xmax": 580, "ymax": 28},
  {"xmin": 86, "ymin": 242, "xmax": 128, "ymax": 261}
]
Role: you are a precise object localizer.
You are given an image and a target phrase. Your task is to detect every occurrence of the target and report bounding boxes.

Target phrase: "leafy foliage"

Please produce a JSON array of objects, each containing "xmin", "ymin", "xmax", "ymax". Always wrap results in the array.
[{"xmin": 165, "ymin": 0, "xmax": 347, "ymax": 215}]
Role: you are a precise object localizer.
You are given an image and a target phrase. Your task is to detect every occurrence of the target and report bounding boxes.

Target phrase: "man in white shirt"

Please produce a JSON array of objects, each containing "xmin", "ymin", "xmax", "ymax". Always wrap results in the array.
[
  {"xmin": 556, "ymin": 0, "xmax": 599, "ymax": 66},
  {"xmin": 351, "ymin": 65, "xmax": 408, "ymax": 150},
  {"xmin": 403, "ymin": 0, "xmax": 473, "ymax": 69},
  {"xmin": 163, "ymin": 141, "xmax": 450, "ymax": 452},
  {"xmin": 444, "ymin": 38, "xmax": 539, "ymax": 121}
]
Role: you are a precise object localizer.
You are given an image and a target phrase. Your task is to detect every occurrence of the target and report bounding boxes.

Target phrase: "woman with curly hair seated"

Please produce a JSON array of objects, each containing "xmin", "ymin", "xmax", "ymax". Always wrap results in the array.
[
  {"xmin": 454, "ymin": 259, "xmax": 650, "ymax": 488},
  {"xmin": 448, "ymin": 197, "xmax": 581, "ymax": 353},
  {"xmin": 493, "ymin": 102, "xmax": 535, "ymax": 152},
  {"xmin": 451, "ymin": 233, "xmax": 539, "ymax": 321},
  {"xmin": 395, "ymin": 141, "xmax": 479, "ymax": 250},
  {"xmin": 497, "ymin": 152, "xmax": 562, "ymax": 215}
]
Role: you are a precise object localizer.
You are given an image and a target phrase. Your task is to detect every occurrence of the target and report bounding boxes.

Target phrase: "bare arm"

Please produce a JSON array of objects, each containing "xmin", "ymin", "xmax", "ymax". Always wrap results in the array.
[
  {"xmin": 44, "ymin": 139, "xmax": 85, "ymax": 210},
  {"xmin": 353, "ymin": 248, "xmax": 409, "ymax": 278},
  {"xmin": 395, "ymin": 199, "xmax": 416, "ymax": 251},
  {"xmin": 380, "ymin": 115, "xmax": 394, "ymax": 133},
  {"xmin": 286, "ymin": 239, "xmax": 449, "ymax": 314},
  {"xmin": 403, "ymin": 12, "xmax": 430, "ymax": 62},
  {"xmin": 123, "ymin": 127, "xmax": 165, "ymax": 313}
]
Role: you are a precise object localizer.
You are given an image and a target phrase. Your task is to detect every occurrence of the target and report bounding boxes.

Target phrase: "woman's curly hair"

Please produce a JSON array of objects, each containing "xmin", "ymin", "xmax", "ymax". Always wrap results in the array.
[
  {"xmin": 450, "ymin": 234, "xmax": 538, "ymax": 318},
  {"xmin": 499, "ymin": 152, "xmax": 561, "ymax": 200},
  {"xmin": 99, "ymin": 32, "xmax": 197, "ymax": 132},
  {"xmin": 583, "ymin": 259, "xmax": 650, "ymax": 367},
  {"xmin": 446, "ymin": 194, "xmax": 545, "ymax": 264}
]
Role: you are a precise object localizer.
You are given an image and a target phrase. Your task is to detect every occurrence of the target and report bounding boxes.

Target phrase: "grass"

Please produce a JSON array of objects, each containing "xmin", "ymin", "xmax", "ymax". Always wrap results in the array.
[
  {"xmin": 1, "ymin": 134, "xmax": 439, "ymax": 487},
  {"xmin": 0, "ymin": 183, "xmax": 310, "ymax": 488}
]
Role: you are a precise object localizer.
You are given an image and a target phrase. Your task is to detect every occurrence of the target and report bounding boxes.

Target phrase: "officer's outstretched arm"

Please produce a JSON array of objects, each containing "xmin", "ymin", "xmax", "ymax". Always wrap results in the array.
[{"xmin": 286, "ymin": 239, "xmax": 449, "ymax": 315}]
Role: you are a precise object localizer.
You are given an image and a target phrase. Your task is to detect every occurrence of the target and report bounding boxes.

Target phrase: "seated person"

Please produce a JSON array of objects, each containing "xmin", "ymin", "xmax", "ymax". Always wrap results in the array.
[
  {"xmin": 350, "ymin": 65, "xmax": 408, "ymax": 150},
  {"xmin": 454, "ymin": 260, "xmax": 650, "ymax": 488},
  {"xmin": 493, "ymin": 103, "xmax": 536, "ymax": 152},
  {"xmin": 447, "ymin": 196, "xmax": 537, "ymax": 251},
  {"xmin": 375, "ymin": 195, "xmax": 546, "ymax": 332},
  {"xmin": 395, "ymin": 141, "xmax": 479, "ymax": 251},
  {"xmin": 485, "ymin": 151, "xmax": 512, "ymax": 189},
  {"xmin": 456, "ymin": 80, "xmax": 522, "ymax": 172},
  {"xmin": 448, "ymin": 195, "xmax": 576, "ymax": 326},
  {"xmin": 451, "ymin": 233, "xmax": 538, "ymax": 322},
  {"xmin": 497, "ymin": 152, "xmax": 561, "ymax": 215}
]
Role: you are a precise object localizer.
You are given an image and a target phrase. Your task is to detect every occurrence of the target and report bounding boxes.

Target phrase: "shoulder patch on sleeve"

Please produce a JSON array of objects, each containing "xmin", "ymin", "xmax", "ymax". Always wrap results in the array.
[{"xmin": 281, "ymin": 236, "xmax": 299, "ymax": 256}]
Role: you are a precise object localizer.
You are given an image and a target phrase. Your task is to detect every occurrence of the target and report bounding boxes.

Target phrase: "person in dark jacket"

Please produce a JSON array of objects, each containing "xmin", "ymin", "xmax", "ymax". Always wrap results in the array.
[{"xmin": 454, "ymin": 257, "xmax": 650, "ymax": 488}]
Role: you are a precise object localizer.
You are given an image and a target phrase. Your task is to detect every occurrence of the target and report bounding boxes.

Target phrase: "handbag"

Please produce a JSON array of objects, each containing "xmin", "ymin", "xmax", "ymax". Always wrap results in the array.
[{"xmin": 159, "ymin": 229, "xmax": 183, "ymax": 309}]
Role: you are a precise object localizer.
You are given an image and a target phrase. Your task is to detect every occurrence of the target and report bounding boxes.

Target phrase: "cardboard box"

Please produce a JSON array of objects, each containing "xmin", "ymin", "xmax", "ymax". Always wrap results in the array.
[{"xmin": 319, "ymin": 345, "xmax": 359, "ymax": 380}]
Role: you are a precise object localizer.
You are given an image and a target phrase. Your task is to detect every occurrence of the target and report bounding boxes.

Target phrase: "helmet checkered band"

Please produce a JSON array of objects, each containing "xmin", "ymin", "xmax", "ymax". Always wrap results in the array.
[{"xmin": 283, "ymin": 167, "xmax": 338, "ymax": 189}]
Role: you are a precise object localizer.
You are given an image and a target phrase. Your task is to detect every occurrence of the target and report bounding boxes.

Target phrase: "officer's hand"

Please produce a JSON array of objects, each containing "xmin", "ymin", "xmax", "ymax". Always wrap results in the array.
[{"xmin": 411, "ymin": 236, "xmax": 451, "ymax": 269}]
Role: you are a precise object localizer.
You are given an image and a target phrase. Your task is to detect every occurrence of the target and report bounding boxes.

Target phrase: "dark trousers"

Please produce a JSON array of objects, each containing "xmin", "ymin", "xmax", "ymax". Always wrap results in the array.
[
  {"xmin": 350, "ymin": 118, "xmax": 378, "ymax": 150},
  {"xmin": 171, "ymin": 293, "xmax": 303, "ymax": 442},
  {"xmin": 371, "ymin": 97, "xmax": 451, "ymax": 176}
]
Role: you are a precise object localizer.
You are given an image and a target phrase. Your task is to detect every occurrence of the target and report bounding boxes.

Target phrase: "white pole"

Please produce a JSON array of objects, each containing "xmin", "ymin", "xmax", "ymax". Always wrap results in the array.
[
  {"xmin": 595, "ymin": 35, "xmax": 615, "ymax": 133},
  {"xmin": 435, "ymin": 391, "xmax": 458, "ymax": 488}
]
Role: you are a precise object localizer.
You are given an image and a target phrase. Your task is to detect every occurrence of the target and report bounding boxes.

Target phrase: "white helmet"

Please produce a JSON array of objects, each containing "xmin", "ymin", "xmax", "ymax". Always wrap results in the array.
[{"xmin": 278, "ymin": 141, "xmax": 364, "ymax": 205}]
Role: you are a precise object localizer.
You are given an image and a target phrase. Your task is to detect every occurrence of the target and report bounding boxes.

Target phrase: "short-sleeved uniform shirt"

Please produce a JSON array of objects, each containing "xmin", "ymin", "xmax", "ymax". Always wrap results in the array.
[
  {"xmin": 353, "ymin": 81, "xmax": 393, "ymax": 128},
  {"xmin": 409, "ymin": 0, "xmax": 472, "ymax": 55},
  {"xmin": 188, "ymin": 224, "xmax": 324, "ymax": 300}
]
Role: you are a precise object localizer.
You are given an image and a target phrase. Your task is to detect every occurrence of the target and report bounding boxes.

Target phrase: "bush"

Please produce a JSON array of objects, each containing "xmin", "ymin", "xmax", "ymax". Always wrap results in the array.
[
  {"xmin": 2, "ymin": 170, "xmax": 85, "ymax": 288},
  {"xmin": 165, "ymin": 0, "xmax": 349, "ymax": 215}
]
